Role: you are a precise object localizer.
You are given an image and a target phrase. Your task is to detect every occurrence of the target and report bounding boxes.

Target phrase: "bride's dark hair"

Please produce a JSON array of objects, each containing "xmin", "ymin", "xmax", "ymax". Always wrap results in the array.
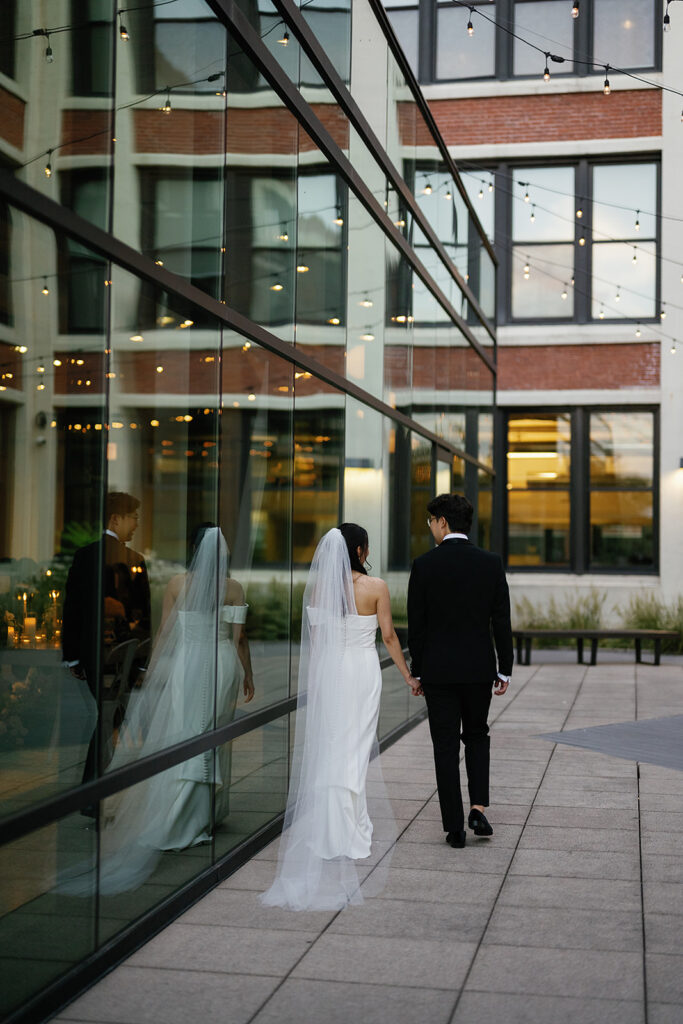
[
  {"xmin": 188, "ymin": 521, "xmax": 217, "ymax": 565},
  {"xmin": 338, "ymin": 522, "xmax": 370, "ymax": 575}
]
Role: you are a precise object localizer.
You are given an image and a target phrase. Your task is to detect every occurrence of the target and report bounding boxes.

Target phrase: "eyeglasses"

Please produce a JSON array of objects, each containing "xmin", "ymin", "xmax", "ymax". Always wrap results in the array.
[{"xmin": 426, "ymin": 515, "xmax": 436, "ymax": 527}]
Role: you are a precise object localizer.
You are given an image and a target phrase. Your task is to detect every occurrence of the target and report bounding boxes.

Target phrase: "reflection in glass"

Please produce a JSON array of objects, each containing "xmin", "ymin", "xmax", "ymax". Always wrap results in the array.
[
  {"xmin": 514, "ymin": 1, "xmax": 574, "ymax": 74},
  {"xmin": 590, "ymin": 412, "xmax": 653, "ymax": 487},
  {"xmin": 384, "ymin": 3, "xmax": 419, "ymax": 75},
  {"xmin": 436, "ymin": 3, "xmax": 497, "ymax": 80},
  {"xmin": 507, "ymin": 414, "xmax": 571, "ymax": 567},
  {"xmin": 593, "ymin": 0, "xmax": 655, "ymax": 70},
  {"xmin": 591, "ymin": 242, "xmax": 656, "ymax": 320},
  {"xmin": 0, "ymin": 814, "xmax": 97, "ymax": 1020},
  {"xmin": 590, "ymin": 492, "xmax": 654, "ymax": 568},
  {"xmin": 512, "ymin": 244, "xmax": 575, "ymax": 319}
]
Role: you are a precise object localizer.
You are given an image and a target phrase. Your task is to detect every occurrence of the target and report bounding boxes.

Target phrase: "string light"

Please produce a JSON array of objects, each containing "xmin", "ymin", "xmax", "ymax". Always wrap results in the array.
[
  {"xmin": 296, "ymin": 264, "xmax": 309, "ymax": 273},
  {"xmin": 571, "ymin": 2, "xmax": 579, "ymax": 18},
  {"xmin": 530, "ymin": 205, "xmax": 536, "ymax": 223},
  {"xmin": 599, "ymin": 305, "xmax": 605, "ymax": 319},
  {"xmin": 615, "ymin": 286, "xmax": 621, "ymax": 302},
  {"xmin": 635, "ymin": 210, "xmax": 640, "ymax": 232},
  {"xmin": 523, "ymin": 187, "xmax": 530, "ymax": 203},
  {"xmin": 270, "ymin": 283, "xmax": 284, "ymax": 291},
  {"xmin": 278, "ymin": 29, "xmax": 289, "ymax": 45},
  {"xmin": 41, "ymin": 278, "xmax": 49, "ymax": 295},
  {"xmin": 671, "ymin": 341, "xmax": 677, "ymax": 355},
  {"xmin": 422, "ymin": 181, "xmax": 433, "ymax": 195},
  {"xmin": 663, "ymin": 2, "xmax": 671, "ymax": 31},
  {"xmin": 576, "ymin": 207, "xmax": 583, "ymax": 219},
  {"xmin": 635, "ymin": 323, "xmax": 641, "ymax": 337},
  {"xmin": 543, "ymin": 54, "xmax": 550, "ymax": 82},
  {"xmin": 43, "ymin": 31, "xmax": 54, "ymax": 63},
  {"xmin": 278, "ymin": 224, "xmax": 289, "ymax": 241},
  {"xmin": 603, "ymin": 66, "xmax": 611, "ymax": 95},
  {"xmin": 118, "ymin": 12, "xmax": 129, "ymax": 41},
  {"xmin": 578, "ymin": 235, "xmax": 586, "ymax": 246},
  {"xmin": 561, "ymin": 285, "xmax": 568, "ymax": 300},
  {"xmin": 488, "ymin": 181, "xmax": 494, "ymax": 192},
  {"xmin": 467, "ymin": 8, "xmax": 474, "ymax": 36},
  {"xmin": 44, "ymin": 151, "xmax": 52, "ymax": 178},
  {"xmin": 359, "ymin": 295, "xmax": 373, "ymax": 308},
  {"xmin": 632, "ymin": 248, "xmax": 638, "ymax": 264},
  {"xmin": 444, "ymin": 189, "xmax": 452, "ymax": 200},
  {"xmin": 334, "ymin": 207, "xmax": 344, "ymax": 226},
  {"xmin": 661, "ymin": 305, "xmax": 667, "ymax": 320},
  {"xmin": 523, "ymin": 262, "xmax": 530, "ymax": 279},
  {"xmin": 478, "ymin": 187, "xmax": 484, "ymax": 199},
  {"xmin": 161, "ymin": 90, "xmax": 172, "ymax": 114}
]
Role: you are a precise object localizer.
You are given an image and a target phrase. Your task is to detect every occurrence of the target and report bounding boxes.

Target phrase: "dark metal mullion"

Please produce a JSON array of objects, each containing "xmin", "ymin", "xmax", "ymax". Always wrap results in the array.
[
  {"xmin": 364, "ymin": 0, "xmax": 497, "ymax": 264},
  {"xmin": 497, "ymin": 0, "xmax": 513, "ymax": 80},
  {"xmin": 495, "ymin": 163, "xmax": 512, "ymax": 325},
  {"xmin": 203, "ymin": 0, "xmax": 494, "ymax": 370},
  {"xmin": 574, "ymin": 0, "xmax": 590, "ymax": 76},
  {"xmin": 493, "ymin": 405, "xmax": 507, "ymax": 560},
  {"xmin": 575, "ymin": 159, "xmax": 590, "ymax": 322},
  {"xmin": 571, "ymin": 406, "xmax": 586, "ymax": 573},
  {"xmin": 419, "ymin": 0, "xmax": 436, "ymax": 84},
  {"xmin": 0, "ymin": 171, "xmax": 490, "ymax": 472},
  {"xmin": 270, "ymin": 0, "xmax": 496, "ymax": 344}
]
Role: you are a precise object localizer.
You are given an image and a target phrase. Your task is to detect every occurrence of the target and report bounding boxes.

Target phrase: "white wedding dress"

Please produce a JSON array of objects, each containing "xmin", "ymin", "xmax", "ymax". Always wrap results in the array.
[
  {"xmin": 262, "ymin": 529, "xmax": 395, "ymax": 911},
  {"xmin": 58, "ymin": 528, "xmax": 246, "ymax": 896}
]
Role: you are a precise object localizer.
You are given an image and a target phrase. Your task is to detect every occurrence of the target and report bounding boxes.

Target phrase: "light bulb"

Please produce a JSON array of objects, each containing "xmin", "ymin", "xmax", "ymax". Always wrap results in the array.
[
  {"xmin": 632, "ymin": 248, "xmax": 638, "ymax": 264},
  {"xmin": 488, "ymin": 182, "xmax": 493, "ymax": 192},
  {"xmin": 524, "ymin": 189, "xmax": 530, "ymax": 203},
  {"xmin": 615, "ymin": 288, "xmax": 621, "ymax": 302},
  {"xmin": 359, "ymin": 296, "xmax": 373, "ymax": 308},
  {"xmin": 572, "ymin": 2, "xmax": 579, "ymax": 18},
  {"xmin": 444, "ymin": 190, "xmax": 452, "ymax": 200},
  {"xmin": 603, "ymin": 68, "xmax": 611, "ymax": 95},
  {"xmin": 530, "ymin": 206, "xmax": 536, "ymax": 222},
  {"xmin": 543, "ymin": 63, "xmax": 550, "ymax": 82},
  {"xmin": 478, "ymin": 187, "xmax": 484, "ymax": 199},
  {"xmin": 44, "ymin": 152, "xmax": 53, "ymax": 178},
  {"xmin": 278, "ymin": 30, "xmax": 289, "ymax": 45},
  {"xmin": 661, "ymin": 307, "xmax": 667, "ymax": 320},
  {"xmin": 561, "ymin": 286, "xmax": 568, "ymax": 300},
  {"xmin": 664, "ymin": 13, "xmax": 671, "ymax": 32},
  {"xmin": 671, "ymin": 342, "xmax": 676, "ymax": 355},
  {"xmin": 599, "ymin": 306, "xmax": 605, "ymax": 320},
  {"xmin": 41, "ymin": 279, "xmax": 49, "ymax": 295},
  {"xmin": 578, "ymin": 236, "xmax": 586, "ymax": 246},
  {"xmin": 467, "ymin": 19, "xmax": 474, "ymax": 36},
  {"xmin": 523, "ymin": 263, "xmax": 530, "ymax": 279},
  {"xmin": 422, "ymin": 182, "xmax": 433, "ymax": 195},
  {"xmin": 45, "ymin": 39, "xmax": 54, "ymax": 63},
  {"xmin": 576, "ymin": 208, "xmax": 583, "ymax": 218},
  {"xmin": 635, "ymin": 324, "xmax": 641, "ymax": 337},
  {"xmin": 119, "ymin": 22, "xmax": 129, "ymax": 41},
  {"xmin": 161, "ymin": 90, "xmax": 172, "ymax": 114}
]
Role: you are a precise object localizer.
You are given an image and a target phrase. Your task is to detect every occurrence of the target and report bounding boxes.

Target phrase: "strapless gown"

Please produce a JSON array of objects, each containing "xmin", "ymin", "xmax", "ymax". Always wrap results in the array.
[{"xmin": 312, "ymin": 612, "xmax": 382, "ymax": 860}]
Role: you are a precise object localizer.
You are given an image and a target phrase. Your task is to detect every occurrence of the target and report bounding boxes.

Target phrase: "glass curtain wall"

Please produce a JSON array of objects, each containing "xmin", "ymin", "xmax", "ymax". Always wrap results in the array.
[{"xmin": 0, "ymin": 1, "xmax": 497, "ymax": 1018}]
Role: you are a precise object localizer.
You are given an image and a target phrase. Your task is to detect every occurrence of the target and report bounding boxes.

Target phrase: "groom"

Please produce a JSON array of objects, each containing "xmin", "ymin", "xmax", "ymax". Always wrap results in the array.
[{"xmin": 407, "ymin": 493, "xmax": 513, "ymax": 849}]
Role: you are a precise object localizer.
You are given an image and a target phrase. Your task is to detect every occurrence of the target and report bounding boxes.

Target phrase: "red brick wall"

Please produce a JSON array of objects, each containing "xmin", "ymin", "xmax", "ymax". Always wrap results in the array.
[
  {"xmin": 133, "ymin": 105, "xmax": 348, "ymax": 155},
  {"xmin": 0, "ymin": 87, "xmax": 25, "ymax": 150},
  {"xmin": 498, "ymin": 343, "xmax": 660, "ymax": 390},
  {"xmin": 426, "ymin": 90, "xmax": 661, "ymax": 146},
  {"xmin": 61, "ymin": 110, "xmax": 113, "ymax": 155},
  {"xmin": 385, "ymin": 344, "xmax": 494, "ymax": 391}
]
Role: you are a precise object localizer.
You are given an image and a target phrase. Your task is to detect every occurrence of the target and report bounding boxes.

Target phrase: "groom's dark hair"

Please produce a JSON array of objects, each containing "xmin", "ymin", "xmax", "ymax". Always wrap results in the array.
[{"xmin": 427, "ymin": 493, "xmax": 473, "ymax": 535}]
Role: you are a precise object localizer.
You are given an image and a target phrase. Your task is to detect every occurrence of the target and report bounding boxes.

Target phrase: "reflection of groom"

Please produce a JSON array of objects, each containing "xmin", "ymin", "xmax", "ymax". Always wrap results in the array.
[
  {"xmin": 62, "ymin": 491, "xmax": 151, "ymax": 780},
  {"xmin": 408, "ymin": 494, "xmax": 513, "ymax": 849}
]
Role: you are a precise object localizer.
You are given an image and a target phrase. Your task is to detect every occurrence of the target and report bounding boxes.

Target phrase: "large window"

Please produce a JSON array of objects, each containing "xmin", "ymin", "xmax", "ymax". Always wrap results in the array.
[
  {"xmin": 505, "ymin": 408, "xmax": 656, "ymax": 572},
  {"xmin": 70, "ymin": 0, "xmax": 113, "ymax": 97},
  {"xmin": 385, "ymin": 0, "xmax": 660, "ymax": 82},
  {"xmin": 463, "ymin": 159, "xmax": 659, "ymax": 325}
]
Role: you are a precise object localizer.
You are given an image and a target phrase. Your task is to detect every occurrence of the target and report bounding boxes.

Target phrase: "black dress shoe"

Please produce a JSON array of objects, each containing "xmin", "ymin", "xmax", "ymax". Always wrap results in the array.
[
  {"xmin": 468, "ymin": 809, "xmax": 493, "ymax": 837},
  {"xmin": 446, "ymin": 831, "xmax": 466, "ymax": 848}
]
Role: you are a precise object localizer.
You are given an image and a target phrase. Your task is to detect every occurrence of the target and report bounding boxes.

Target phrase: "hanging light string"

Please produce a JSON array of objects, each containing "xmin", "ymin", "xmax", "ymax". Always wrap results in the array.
[
  {"xmin": 453, "ymin": 157, "xmax": 683, "ymax": 227},
  {"xmin": 13, "ymin": 1, "xmax": 181, "ymax": 42},
  {"xmin": 459, "ymin": 168, "xmax": 683, "ymax": 276},
  {"xmin": 451, "ymin": 0, "xmax": 683, "ymax": 102}
]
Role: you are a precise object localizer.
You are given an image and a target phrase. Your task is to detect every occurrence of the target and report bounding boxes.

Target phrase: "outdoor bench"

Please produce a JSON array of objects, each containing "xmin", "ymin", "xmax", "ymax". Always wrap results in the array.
[{"xmin": 512, "ymin": 629, "xmax": 680, "ymax": 667}]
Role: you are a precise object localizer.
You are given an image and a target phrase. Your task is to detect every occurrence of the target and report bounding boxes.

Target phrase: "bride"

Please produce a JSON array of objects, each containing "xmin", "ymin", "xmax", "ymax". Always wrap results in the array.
[
  {"xmin": 60, "ymin": 524, "xmax": 254, "ymax": 895},
  {"xmin": 261, "ymin": 523, "xmax": 420, "ymax": 911}
]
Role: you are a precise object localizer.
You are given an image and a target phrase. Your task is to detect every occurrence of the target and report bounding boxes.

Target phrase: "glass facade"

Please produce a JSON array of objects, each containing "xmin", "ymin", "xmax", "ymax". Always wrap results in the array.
[{"xmin": 0, "ymin": 1, "xmax": 496, "ymax": 1019}]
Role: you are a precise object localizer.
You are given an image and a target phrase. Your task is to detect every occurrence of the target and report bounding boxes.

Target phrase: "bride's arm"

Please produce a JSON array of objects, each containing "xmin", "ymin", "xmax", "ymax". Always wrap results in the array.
[
  {"xmin": 159, "ymin": 574, "xmax": 183, "ymax": 632},
  {"xmin": 228, "ymin": 580, "xmax": 254, "ymax": 702},
  {"xmin": 375, "ymin": 580, "xmax": 421, "ymax": 694}
]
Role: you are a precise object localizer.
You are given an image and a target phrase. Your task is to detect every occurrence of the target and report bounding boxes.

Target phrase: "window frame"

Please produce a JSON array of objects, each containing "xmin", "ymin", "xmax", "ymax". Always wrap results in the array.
[
  {"xmin": 500, "ymin": 404, "xmax": 659, "ymax": 575},
  {"xmin": 404, "ymin": 0, "xmax": 662, "ymax": 84},
  {"xmin": 486, "ymin": 155, "xmax": 661, "ymax": 327}
]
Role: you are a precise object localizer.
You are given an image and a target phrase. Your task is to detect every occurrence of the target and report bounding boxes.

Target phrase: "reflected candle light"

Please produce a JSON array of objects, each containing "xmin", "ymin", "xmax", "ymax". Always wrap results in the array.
[{"xmin": 24, "ymin": 617, "xmax": 36, "ymax": 643}]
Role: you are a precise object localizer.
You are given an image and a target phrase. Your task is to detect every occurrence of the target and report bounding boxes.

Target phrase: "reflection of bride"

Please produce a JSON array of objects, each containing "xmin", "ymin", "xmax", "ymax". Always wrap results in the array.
[{"xmin": 61, "ymin": 525, "xmax": 254, "ymax": 895}]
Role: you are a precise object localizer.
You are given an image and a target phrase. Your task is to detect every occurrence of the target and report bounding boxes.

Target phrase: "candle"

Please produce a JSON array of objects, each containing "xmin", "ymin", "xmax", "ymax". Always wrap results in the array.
[
  {"xmin": 22, "ymin": 592, "xmax": 27, "ymax": 618},
  {"xmin": 7, "ymin": 625, "xmax": 15, "ymax": 645},
  {"xmin": 24, "ymin": 616, "xmax": 36, "ymax": 643}
]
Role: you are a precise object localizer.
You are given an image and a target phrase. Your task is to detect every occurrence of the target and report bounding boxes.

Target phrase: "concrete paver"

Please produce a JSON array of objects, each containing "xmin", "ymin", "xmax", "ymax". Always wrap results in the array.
[{"xmin": 52, "ymin": 661, "xmax": 683, "ymax": 1024}]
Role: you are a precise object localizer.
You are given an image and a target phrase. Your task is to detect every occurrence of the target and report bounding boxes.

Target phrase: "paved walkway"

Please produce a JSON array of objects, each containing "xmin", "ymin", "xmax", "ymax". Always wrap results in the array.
[{"xmin": 53, "ymin": 661, "xmax": 683, "ymax": 1024}]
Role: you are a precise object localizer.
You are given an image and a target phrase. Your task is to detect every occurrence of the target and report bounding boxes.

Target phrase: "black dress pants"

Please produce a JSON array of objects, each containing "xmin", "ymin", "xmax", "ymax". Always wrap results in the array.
[{"xmin": 423, "ymin": 682, "xmax": 493, "ymax": 833}]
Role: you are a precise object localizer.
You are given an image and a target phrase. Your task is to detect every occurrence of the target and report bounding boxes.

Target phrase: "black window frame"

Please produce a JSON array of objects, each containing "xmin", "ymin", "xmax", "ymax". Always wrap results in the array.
[
  {"xmin": 394, "ymin": 0, "xmax": 662, "ymax": 84},
  {"xmin": 477, "ymin": 155, "xmax": 661, "ymax": 327},
  {"xmin": 500, "ymin": 404, "xmax": 659, "ymax": 575}
]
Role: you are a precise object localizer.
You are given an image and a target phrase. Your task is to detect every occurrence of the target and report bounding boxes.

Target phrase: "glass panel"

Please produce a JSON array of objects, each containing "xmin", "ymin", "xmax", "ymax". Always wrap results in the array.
[
  {"xmin": 592, "ymin": 164, "xmax": 657, "ymax": 239},
  {"xmin": 214, "ymin": 717, "xmax": 289, "ymax": 860},
  {"xmin": 507, "ymin": 413, "xmax": 571, "ymax": 487},
  {"xmin": 0, "ymin": 208, "xmax": 107, "ymax": 819},
  {"xmin": 512, "ymin": 168, "xmax": 575, "ymax": 243},
  {"xmin": 411, "ymin": 432, "xmax": 432, "ymax": 561},
  {"xmin": 436, "ymin": 4, "xmax": 497, "ymax": 80},
  {"xmin": 590, "ymin": 412, "xmax": 653, "ymax": 487},
  {"xmin": 299, "ymin": 0, "xmax": 352, "ymax": 86},
  {"xmin": 594, "ymin": 0, "xmax": 655, "ymax": 70},
  {"xmin": 511, "ymin": 244, "xmax": 575, "ymax": 318},
  {"xmin": 478, "ymin": 411, "xmax": 494, "ymax": 468},
  {"xmin": 590, "ymin": 492, "xmax": 654, "ymax": 568},
  {"xmin": 508, "ymin": 491, "xmax": 571, "ymax": 567},
  {"xmin": 385, "ymin": 8, "xmax": 419, "ymax": 75},
  {"xmin": 514, "ymin": 1, "xmax": 574, "ymax": 74},
  {"xmin": 293, "ymin": 380, "xmax": 344, "ymax": 565},
  {"xmin": 591, "ymin": 242, "xmax": 656, "ymax": 320},
  {"xmin": 0, "ymin": 814, "xmax": 97, "ymax": 1020},
  {"xmin": 462, "ymin": 171, "xmax": 495, "ymax": 239},
  {"xmin": 478, "ymin": 470, "xmax": 492, "ymax": 549}
]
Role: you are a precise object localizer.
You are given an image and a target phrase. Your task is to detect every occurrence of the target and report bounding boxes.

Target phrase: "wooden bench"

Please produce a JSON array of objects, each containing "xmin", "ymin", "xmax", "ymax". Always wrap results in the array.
[{"xmin": 512, "ymin": 629, "xmax": 680, "ymax": 667}]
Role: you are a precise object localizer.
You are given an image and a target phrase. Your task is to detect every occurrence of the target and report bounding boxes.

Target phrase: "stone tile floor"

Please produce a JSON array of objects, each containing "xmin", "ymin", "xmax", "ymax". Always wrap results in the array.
[{"xmin": 52, "ymin": 661, "xmax": 683, "ymax": 1024}]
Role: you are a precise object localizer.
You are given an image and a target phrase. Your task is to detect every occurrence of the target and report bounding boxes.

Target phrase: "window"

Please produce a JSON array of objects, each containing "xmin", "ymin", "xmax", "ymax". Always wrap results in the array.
[
  {"xmin": 462, "ymin": 158, "xmax": 659, "ymax": 325},
  {"xmin": 383, "ymin": 0, "xmax": 660, "ymax": 83},
  {"xmin": 59, "ymin": 171, "xmax": 109, "ymax": 333},
  {"xmin": 0, "ymin": 197, "xmax": 11, "ymax": 326},
  {"xmin": 71, "ymin": 0, "xmax": 113, "ymax": 97},
  {"xmin": 0, "ymin": 0, "xmax": 16, "ymax": 79},
  {"xmin": 133, "ymin": 0, "xmax": 226, "ymax": 94},
  {"xmin": 505, "ymin": 408, "xmax": 656, "ymax": 572}
]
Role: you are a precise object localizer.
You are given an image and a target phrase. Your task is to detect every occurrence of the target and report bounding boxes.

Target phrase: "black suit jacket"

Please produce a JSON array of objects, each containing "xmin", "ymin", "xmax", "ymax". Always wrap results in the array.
[
  {"xmin": 62, "ymin": 534, "xmax": 151, "ymax": 690},
  {"xmin": 407, "ymin": 538, "xmax": 513, "ymax": 686}
]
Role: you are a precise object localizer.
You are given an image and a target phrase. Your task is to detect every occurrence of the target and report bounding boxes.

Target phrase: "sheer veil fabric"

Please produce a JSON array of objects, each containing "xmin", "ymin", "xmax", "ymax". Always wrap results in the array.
[
  {"xmin": 58, "ymin": 527, "xmax": 231, "ymax": 895},
  {"xmin": 261, "ymin": 528, "xmax": 396, "ymax": 911}
]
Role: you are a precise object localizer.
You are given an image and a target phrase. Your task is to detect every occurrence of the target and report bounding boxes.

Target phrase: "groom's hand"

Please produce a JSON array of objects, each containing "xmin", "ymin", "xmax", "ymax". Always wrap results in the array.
[{"xmin": 493, "ymin": 675, "xmax": 509, "ymax": 695}]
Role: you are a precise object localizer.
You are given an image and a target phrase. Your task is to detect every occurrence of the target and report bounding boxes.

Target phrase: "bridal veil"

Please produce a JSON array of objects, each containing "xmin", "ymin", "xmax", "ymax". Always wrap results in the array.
[{"xmin": 261, "ymin": 527, "xmax": 396, "ymax": 911}]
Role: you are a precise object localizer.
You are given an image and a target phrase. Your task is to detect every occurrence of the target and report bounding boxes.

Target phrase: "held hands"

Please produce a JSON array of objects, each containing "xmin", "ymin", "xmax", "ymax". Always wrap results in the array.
[
  {"xmin": 406, "ymin": 674, "xmax": 423, "ymax": 696},
  {"xmin": 493, "ymin": 675, "xmax": 509, "ymax": 696}
]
